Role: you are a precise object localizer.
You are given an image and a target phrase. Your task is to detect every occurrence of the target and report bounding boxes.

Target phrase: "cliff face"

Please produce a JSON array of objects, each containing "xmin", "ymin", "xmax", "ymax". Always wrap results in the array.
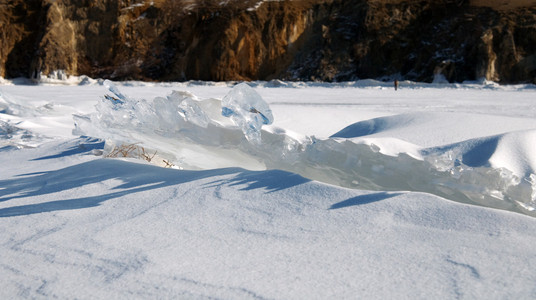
[
  {"xmin": 286, "ymin": 0, "xmax": 536, "ymax": 83},
  {"xmin": 1, "ymin": 0, "xmax": 535, "ymax": 83}
]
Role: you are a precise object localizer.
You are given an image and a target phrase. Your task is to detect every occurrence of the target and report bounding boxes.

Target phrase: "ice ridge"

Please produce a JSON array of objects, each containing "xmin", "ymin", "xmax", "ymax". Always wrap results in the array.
[{"xmin": 73, "ymin": 82, "xmax": 536, "ymax": 216}]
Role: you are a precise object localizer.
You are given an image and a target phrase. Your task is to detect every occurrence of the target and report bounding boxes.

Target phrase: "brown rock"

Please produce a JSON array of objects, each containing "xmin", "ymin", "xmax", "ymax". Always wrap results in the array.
[{"xmin": 0, "ymin": 0, "xmax": 535, "ymax": 83}]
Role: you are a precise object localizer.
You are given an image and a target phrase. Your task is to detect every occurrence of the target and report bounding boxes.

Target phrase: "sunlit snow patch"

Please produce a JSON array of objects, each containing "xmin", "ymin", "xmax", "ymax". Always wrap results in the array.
[{"xmin": 73, "ymin": 81, "xmax": 536, "ymax": 216}]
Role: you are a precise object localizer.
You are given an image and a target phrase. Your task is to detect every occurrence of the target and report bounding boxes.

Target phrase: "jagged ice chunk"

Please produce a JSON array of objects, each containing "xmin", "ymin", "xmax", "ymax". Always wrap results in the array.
[{"xmin": 221, "ymin": 83, "xmax": 273, "ymax": 143}]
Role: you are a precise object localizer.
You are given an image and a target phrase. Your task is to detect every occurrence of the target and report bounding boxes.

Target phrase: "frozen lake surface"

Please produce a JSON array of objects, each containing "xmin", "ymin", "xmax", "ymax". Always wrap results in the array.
[{"xmin": 1, "ymin": 78, "xmax": 536, "ymax": 298}]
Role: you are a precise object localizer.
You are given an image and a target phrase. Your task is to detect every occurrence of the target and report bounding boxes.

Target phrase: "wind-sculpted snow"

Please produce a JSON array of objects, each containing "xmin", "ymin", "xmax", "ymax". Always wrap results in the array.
[{"xmin": 73, "ymin": 82, "xmax": 536, "ymax": 216}]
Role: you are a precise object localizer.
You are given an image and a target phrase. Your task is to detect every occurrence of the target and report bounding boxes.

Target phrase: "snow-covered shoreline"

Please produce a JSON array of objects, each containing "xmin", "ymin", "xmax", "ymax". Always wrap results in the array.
[{"xmin": 3, "ymin": 73, "xmax": 536, "ymax": 89}]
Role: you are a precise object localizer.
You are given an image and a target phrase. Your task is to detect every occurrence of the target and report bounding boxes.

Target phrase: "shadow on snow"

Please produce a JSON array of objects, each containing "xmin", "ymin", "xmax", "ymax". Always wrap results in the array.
[
  {"xmin": 329, "ymin": 192, "xmax": 403, "ymax": 209},
  {"xmin": 0, "ymin": 159, "xmax": 318, "ymax": 217},
  {"xmin": 31, "ymin": 137, "xmax": 105, "ymax": 161}
]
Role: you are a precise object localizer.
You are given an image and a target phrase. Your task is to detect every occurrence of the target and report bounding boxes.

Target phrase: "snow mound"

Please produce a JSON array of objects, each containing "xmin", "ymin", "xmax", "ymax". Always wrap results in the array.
[
  {"xmin": 424, "ymin": 130, "xmax": 536, "ymax": 177},
  {"xmin": 330, "ymin": 113, "xmax": 431, "ymax": 139},
  {"xmin": 423, "ymin": 130, "xmax": 536, "ymax": 211},
  {"xmin": 73, "ymin": 82, "xmax": 536, "ymax": 215}
]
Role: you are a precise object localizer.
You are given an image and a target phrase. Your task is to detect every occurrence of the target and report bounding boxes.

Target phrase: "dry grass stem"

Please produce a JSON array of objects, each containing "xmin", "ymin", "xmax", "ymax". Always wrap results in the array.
[{"xmin": 106, "ymin": 144, "xmax": 173, "ymax": 167}]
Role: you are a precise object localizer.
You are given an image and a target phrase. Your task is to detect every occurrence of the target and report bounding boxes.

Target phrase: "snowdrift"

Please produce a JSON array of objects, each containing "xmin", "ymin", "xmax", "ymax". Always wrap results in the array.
[
  {"xmin": 1, "ymin": 136, "xmax": 535, "ymax": 299},
  {"xmin": 72, "ymin": 81, "xmax": 536, "ymax": 216}
]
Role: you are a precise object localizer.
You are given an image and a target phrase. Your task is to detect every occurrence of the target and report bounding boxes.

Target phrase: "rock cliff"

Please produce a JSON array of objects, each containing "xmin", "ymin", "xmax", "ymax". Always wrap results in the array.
[{"xmin": 1, "ymin": 0, "xmax": 535, "ymax": 83}]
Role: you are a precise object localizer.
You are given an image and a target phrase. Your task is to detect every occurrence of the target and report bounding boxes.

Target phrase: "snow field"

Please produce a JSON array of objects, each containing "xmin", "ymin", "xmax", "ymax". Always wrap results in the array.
[
  {"xmin": 1, "ymin": 78, "xmax": 536, "ymax": 298},
  {"xmin": 1, "ymin": 140, "xmax": 535, "ymax": 298}
]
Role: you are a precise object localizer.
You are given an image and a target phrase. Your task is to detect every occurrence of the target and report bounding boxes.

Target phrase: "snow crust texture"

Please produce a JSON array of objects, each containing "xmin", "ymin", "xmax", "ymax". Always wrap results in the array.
[{"xmin": 73, "ymin": 81, "xmax": 536, "ymax": 216}]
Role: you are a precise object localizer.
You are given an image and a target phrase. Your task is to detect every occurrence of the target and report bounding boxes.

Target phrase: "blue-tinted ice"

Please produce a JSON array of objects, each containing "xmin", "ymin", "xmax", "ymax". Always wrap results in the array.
[
  {"xmin": 73, "ymin": 82, "xmax": 536, "ymax": 216},
  {"xmin": 222, "ymin": 83, "xmax": 273, "ymax": 143}
]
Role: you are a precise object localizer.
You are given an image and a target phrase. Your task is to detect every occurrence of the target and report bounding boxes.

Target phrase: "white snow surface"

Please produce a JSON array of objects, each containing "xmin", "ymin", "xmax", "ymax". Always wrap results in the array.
[{"xmin": 1, "ymin": 77, "xmax": 536, "ymax": 299}]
